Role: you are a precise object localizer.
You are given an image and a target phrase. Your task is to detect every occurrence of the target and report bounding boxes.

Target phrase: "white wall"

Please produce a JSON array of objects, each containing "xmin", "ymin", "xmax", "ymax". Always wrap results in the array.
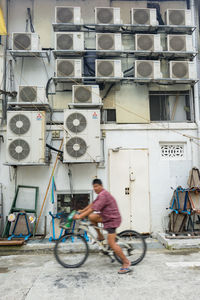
[{"xmin": 0, "ymin": 0, "xmax": 199, "ymax": 234}]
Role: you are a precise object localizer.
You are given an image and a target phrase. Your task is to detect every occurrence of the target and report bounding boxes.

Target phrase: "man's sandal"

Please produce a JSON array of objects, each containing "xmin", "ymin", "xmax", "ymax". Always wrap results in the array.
[{"xmin": 118, "ymin": 267, "xmax": 132, "ymax": 274}]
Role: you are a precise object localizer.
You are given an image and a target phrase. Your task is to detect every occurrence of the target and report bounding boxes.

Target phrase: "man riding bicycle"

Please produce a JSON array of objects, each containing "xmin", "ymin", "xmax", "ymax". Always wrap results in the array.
[{"xmin": 73, "ymin": 178, "xmax": 131, "ymax": 274}]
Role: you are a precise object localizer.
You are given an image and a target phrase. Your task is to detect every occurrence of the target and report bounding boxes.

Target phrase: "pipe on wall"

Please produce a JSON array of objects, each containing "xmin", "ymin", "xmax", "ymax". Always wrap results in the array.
[
  {"xmin": 2, "ymin": 0, "xmax": 9, "ymax": 123},
  {"xmin": 191, "ymin": 0, "xmax": 200, "ymax": 167}
]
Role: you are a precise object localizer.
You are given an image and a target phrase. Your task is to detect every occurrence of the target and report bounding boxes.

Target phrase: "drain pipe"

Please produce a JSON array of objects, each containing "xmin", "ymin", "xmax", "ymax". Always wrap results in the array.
[{"xmin": 191, "ymin": 0, "xmax": 200, "ymax": 168}]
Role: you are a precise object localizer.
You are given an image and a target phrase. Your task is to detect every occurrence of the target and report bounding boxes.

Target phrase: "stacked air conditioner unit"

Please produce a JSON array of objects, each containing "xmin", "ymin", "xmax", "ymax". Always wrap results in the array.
[
  {"xmin": 95, "ymin": 60, "xmax": 123, "ymax": 77},
  {"xmin": 169, "ymin": 61, "xmax": 197, "ymax": 80},
  {"xmin": 165, "ymin": 9, "xmax": 192, "ymax": 26},
  {"xmin": 6, "ymin": 111, "xmax": 46, "ymax": 165},
  {"xmin": 167, "ymin": 35, "xmax": 193, "ymax": 52},
  {"xmin": 18, "ymin": 86, "xmax": 47, "ymax": 103},
  {"xmin": 96, "ymin": 33, "xmax": 122, "ymax": 51},
  {"xmin": 95, "ymin": 7, "xmax": 121, "ymax": 24},
  {"xmin": 135, "ymin": 34, "xmax": 162, "ymax": 51},
  {"xmin": 12, "ymin": 33, "xmax": 40, "ymax": 51},
  {"xmin": 131, "ymin": 8, "xmax": 157, "ymax": 26},
  {"xmin": 63, "ymin": 109, "xmax": 101, "ymax": 163},
  {"xmin": 56, "ymin": 59, "xmax": 82, "ymax": 77},
  {"xmin": 135, "ymin": 60, "xmax": 162, "ymax": 79},
  {"xmin": 55, "ymin": 32, "xmax": 84, "ymax": 51},
  {"xmin": 55, "ymin": 6, "xmax": 82, "ymax": 24},
  {"xmin": 72, "ymin": 85, "xmax": 101, "ymax": 106}
]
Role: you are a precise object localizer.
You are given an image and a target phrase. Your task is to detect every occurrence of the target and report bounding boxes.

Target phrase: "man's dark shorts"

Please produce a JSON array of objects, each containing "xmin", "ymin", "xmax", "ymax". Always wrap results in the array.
[{"xmin": 106, "ymin": 228, "xmax": 116, "ymax": 234}]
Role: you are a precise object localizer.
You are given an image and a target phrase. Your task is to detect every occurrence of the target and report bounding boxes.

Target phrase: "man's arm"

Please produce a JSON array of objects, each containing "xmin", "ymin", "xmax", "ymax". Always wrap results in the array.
[
  {"xmin": 78, "ymin": 203, "xmax": 93, "ymax": 213},
  {"xmin": 74, "ymin": 207, "xmax": 93, "ymax": 220}
]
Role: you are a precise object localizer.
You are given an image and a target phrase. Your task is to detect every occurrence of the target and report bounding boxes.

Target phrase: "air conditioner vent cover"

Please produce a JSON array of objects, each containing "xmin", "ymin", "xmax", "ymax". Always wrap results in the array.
[
  {"xmin": 97, "ymin": 8, "xmax": 113, "ymax": 23},
  {"xmin": 133, "ymin": 9, "xmax": 150, "ymax": 24},
  {"xmin": 137, "ymin": 61, "xmax": 153, "ymax": 77},
  {"xmin": 9, "ymin": 139, "xmax": 30, "ymax": 161},
  {"xmin": 57, "ymin": 60, "xmax": 74, "ymax": 76},
  {"xmin": 57, "ymin": 34, "xmax": 73, "ymax": 50},
  {"xmin": 98, "ymin": 34, "xmax": 114, "ymax": 50},
  {"xmin": 169, "ymin": 10, "xmax": 185, "ymax": 25},
  {"xmin": 97, "ymin": 61, "xmax": 114, "ymax": 76},
  {"xmin": 57, "ymin": 7, "xmax": 74, "ymax": 23},
  {"xmin": 74, "ymin": 86, "xmax": 91, "ymax": 103},
  {"xmin": 137, "ymin": 35, "xmax": 153, "ymax": 50},
  {"xmin": 13, "ymin": 33, "xmax": 31, "ymax": 50},
  {"xmin": 9, "ymin": 114, "xmax": 31, "ymax": 135},
  {"xmin": 19, "ymin": 86, "xmax": 37, "ymax": 102},
  {"xmin": 169, "ymin": 36, "xmax": 185, "ymax": 51},
  {"xmin": 66, "ymin": 112, "xmax": 87, "ymax": 133},
  {"xmin": 66, "ymin": 137, "xmax": 87, "ymax": 158},
  {"xmin": 172, "ymin": 62, "xmax": 188, "ymax": 78}
]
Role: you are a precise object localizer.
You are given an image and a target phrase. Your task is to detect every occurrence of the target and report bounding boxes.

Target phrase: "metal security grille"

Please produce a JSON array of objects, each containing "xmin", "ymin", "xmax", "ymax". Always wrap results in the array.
[{"xmin": 160, "ymin": 144, "xmax": 185, "ymax": 159}]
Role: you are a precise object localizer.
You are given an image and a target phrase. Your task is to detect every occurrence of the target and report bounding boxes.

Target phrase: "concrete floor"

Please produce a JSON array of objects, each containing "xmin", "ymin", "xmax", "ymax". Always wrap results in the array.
[{"xmin": 0, "ymin": 249, "xmax": 200, "ymax": 300}]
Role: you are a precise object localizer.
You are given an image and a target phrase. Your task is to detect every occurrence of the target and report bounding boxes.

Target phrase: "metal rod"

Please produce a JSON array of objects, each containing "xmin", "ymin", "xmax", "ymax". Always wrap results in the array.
[{"xmin": 2, "ymin": 0, "xmax": 9, "ymax": 123}]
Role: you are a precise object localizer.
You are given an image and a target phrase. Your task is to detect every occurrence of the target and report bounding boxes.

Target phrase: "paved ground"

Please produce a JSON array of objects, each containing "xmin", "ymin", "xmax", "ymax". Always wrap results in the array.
[{"xmin": 0, "ymin": 249, "xmax": 200, "ymax": 300}]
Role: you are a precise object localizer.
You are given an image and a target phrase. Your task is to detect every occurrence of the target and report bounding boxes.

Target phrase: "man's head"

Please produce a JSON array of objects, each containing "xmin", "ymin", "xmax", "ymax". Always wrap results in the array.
[{"xmin": 92, "ymin": 178, "xmax": 103, "ymax": 194}]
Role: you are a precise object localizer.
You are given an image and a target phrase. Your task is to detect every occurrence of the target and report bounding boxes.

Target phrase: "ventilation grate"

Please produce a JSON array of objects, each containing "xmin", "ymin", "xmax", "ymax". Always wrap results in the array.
[
  {"xmin": 57, "ymin": 60, "xmax": 74, "ymax": 77},
  {"xmin": 9, "ymin": 139, "xmax": 30, "ymax": 161},
  {"xmin": 74, "ymin": 86, "xmax": 92, "ymax": 103},
  {"xmin": 66, "ymin": 137, "xmax": 87, "ymax": 158},
  {"xmin": 9, "ymin": 114, "xmax": 31, "ymax": 135},
  {"xmin": 13, "ymin": 33, "xmax": 31, "ymax": 50},
  {"xmin": 160, "ymin": 144, "xmax": 185, "ymax": 159},
  {"xmin": 97, "ymin": 61, "xmax": 114, "ymax": 77},
  {"xmin": 97, "ymin": 8, "xmax": 113, "ymax": 24},
  {"xmin": 57, "ymin": 34, "xmax": 73, "ymax": 50},
  {"xmin": 133, "ymin": 9, "xmax": 150, "ymax": 25},
  {"xmin": 19, "ymin": 87, "xmax": 37, "ymax": 102},
  {"xmin": 57, "ymin": 7, "xmax": 74, "ymax": 23},
  {"xmin": 98, "ymin": 34, "xmax": 114, "ymax": 50},
  {"xmin": 66, "ymin": 112, "xmax": 87, "ymax": 133}
]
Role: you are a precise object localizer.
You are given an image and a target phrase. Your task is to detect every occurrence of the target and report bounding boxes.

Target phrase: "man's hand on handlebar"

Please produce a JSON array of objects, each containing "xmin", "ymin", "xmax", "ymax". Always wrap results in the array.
[{"xmin": 73, "ymin": 212, "xmax": 81, "ymax": 220}]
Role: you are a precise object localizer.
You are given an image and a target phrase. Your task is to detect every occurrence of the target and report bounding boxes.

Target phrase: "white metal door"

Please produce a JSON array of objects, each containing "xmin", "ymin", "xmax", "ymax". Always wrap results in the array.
[{"xmin": 108, "ymin": 149, "xmax": 151, "ymax": 233}]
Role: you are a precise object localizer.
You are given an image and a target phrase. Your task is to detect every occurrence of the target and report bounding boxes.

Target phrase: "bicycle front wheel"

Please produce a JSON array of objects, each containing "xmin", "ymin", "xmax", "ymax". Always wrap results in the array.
[
  {"xmin": 54, "ymin": 233, "xmax": 89, "ymax": 268},
  {"xmin": 114, "ymin": 230, "xmax": 147, "ymax": 266}
]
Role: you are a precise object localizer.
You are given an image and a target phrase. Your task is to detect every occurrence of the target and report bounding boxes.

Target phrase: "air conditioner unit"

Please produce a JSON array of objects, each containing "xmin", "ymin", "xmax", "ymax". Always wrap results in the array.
[
  {"xmin": 96, "ymin": 33, "xmax": 122, "ymax": 51},
  {"xmin": 6, "ymin": 111, "xmax": 46, "ymax": 165},
  {"xmin": 135, "ymin": 60, "xmax": 162, "ymax": 79},
  {"xmin": 18, "ymin": 86, "xmax": 47, "ymax": 103},
  {"xmin": 96, "ymin": 60, "xmax": 123, "ymax": 77},
  {"xmin": 56, "ymin": 59, "xmax": 82, "ymax": 77},
  {"xmin": 63, "ymin": 109, "xmax": 101, "ymax": 163},
  {"xmin": 12, "ymin": 33, "xmax": 40, "ymax": 51},
  {"xmin": 55, "ymin": 6, "xmax": 82, "ymax": 24},
  {"xmin": 131, "ymin": 8, "xmax": 157, "ymax": 26},
  {"xmin": 169, "ymin": 61, "xmax": 197, "ymax": 80},
  {"xmin": 165, "ymin": 9, "xmax": 192, "ymax": 26},
  {"xmin": 95, "ymin": 7, "xmax": 121, "ymax": 24},
  {"xmin": 72, "ymin": 85, "xmax": 101, "ymax": 106},
  {"xmin": 135, "ymin": 34, "xmax": 162, "ymax": 51},
  {"xmin": 55, "ymin": 32, "xmax": 84, "ymax": 51},
  {"xmin": 167, "ymin": 35, "xmax": 193, "ymax": 52}
]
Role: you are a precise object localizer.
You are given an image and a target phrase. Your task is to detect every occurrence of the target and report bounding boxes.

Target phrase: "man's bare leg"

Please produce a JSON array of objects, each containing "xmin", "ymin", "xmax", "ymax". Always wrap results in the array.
[
  {"xmin": 88, "ymin": 213, "xmax": 104, "ymax": 241},
  {"xmin": 107, "ymin": 233, "xmax": 131, "ymax": 269}
]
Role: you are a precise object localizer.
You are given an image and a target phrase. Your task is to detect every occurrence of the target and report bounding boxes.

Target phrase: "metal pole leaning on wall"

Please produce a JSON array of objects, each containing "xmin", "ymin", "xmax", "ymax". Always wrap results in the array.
[{"xmin": 35, "ymin": 139, "xmax": 64, "ymax": 234}]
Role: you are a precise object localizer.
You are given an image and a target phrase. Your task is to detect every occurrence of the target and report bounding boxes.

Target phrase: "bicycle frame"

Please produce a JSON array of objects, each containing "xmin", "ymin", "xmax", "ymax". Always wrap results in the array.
[{"xmin": 74, "ymin": 220, "xmax": 132, "ymax": 255}]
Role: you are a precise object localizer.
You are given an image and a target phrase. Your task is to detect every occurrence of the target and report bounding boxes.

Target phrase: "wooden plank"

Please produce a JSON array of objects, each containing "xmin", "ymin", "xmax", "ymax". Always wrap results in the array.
[{"xmin": 0, "ymin": 240, "xmax": 24, "ymax": 246}]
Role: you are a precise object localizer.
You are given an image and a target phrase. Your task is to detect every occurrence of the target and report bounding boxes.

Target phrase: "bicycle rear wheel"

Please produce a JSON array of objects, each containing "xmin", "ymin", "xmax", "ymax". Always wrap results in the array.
[
  {"xmin": 114, "ymin": 230, "xmax": 147, "ymax": 266},
  {"xmin": 54, "ymin": 233, "xmax": 89, "ymax": 268}
]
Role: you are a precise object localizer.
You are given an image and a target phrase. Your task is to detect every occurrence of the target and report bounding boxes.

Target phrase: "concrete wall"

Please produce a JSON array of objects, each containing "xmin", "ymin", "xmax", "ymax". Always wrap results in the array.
[{"xmin": 0, "ymin": 0, "xmax": 199, "ymax": 234}]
